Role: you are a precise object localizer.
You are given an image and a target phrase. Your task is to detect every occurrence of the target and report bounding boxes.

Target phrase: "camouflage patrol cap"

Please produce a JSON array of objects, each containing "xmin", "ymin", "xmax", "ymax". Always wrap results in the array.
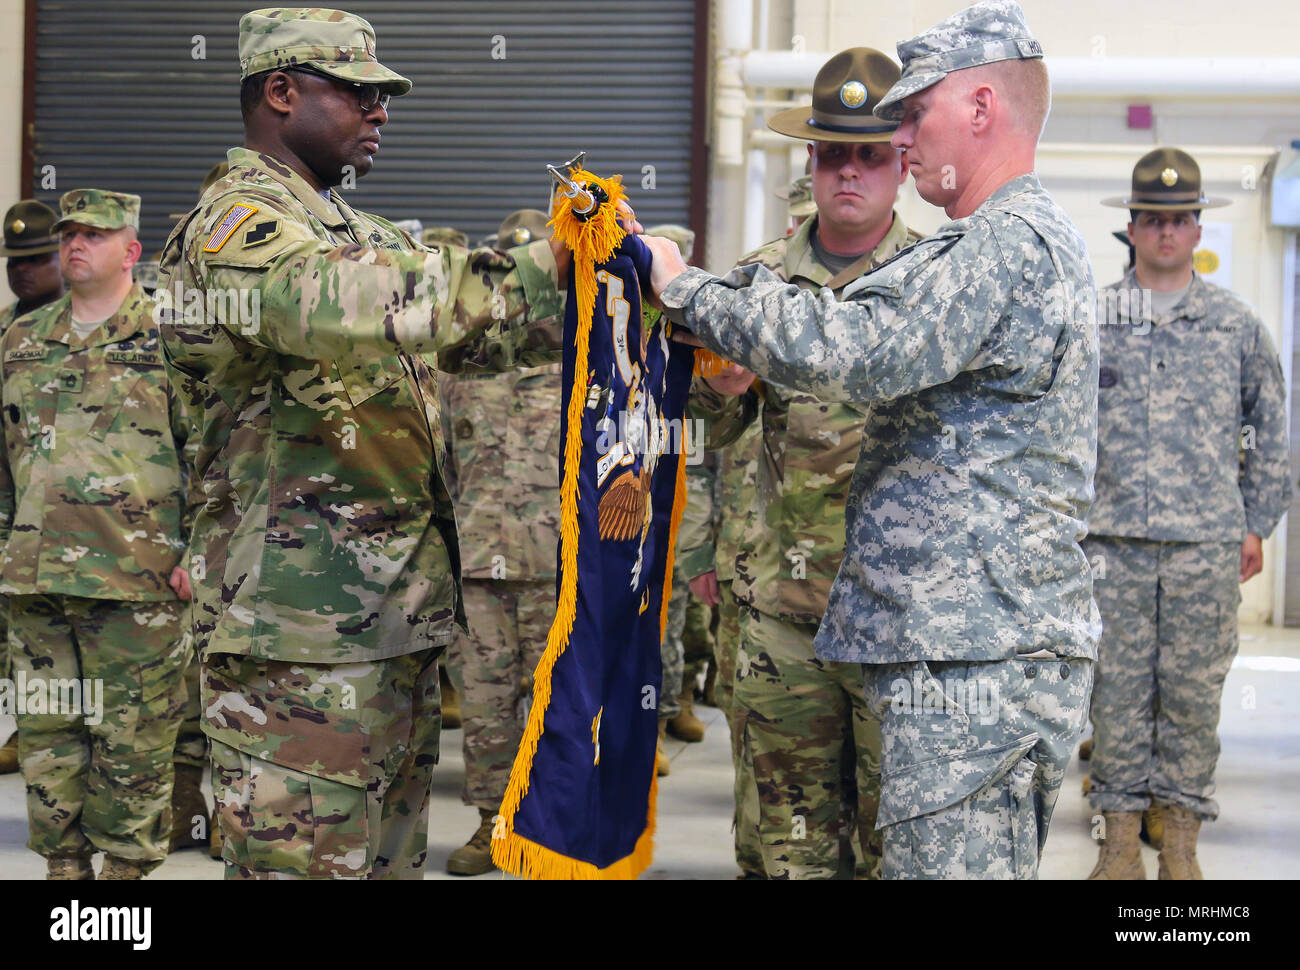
[
  {"xmin": 498, "ymin": 209, "xmax": 551, "ymax": 248},
  {"xmin": 421, "ymin": 226, "xmax": 469, "ymax": 248},
  {"xmin": 874, "ymin": 0, "xmax": 1044, "ymax": 122},
  {"xmin": 645, "ymin": 224, "xmax": 695, "ymax": 264},
  {"xmin": 776, "ymin": 175, "xmax": 816, "ymax": 219},
  {"xmin": 239, "ymin": 8, "xmax": 412, "ymax": 96},
  {"xmin": 1, "ymin": 199, "xmax": 60, "ymax": 256},
  {"xmin": 52, "ymin": 189, "xmax": 141, "ymax": 233}
]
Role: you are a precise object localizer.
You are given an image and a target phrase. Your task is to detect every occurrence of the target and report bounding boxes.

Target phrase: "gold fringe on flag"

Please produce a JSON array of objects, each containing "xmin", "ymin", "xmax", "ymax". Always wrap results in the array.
[
  {"xmin": 493, "ymin": 169, "xmax": 671, "ymax": 880},
  {"xmin": 693, "ymin": 348, "xmax": 731, "ymax": 378}
]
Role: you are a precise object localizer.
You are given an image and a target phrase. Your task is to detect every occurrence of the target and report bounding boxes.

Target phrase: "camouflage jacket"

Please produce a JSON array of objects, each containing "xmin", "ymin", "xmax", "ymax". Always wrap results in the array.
[
  {"xmin": 158, "ymin": 147, "xmax": 563, "ymax": 664},
  {"xmin": 440, "ymin": 363, "xmax": 562, "ymax": 582},
  {"xmin": 0, "ymin": 302, "xmax": 17, "ymax": 339},
  {"xmin": 663, "ymin": 174, "xmax": 1102, "ymax": 663},
  {"xmin": 689, "ymin": 213, "xmax": 919, "ymax": 625},
  {"xmin": 1091, "ymin": 269, "xmax": 1292, "ymax": 542},
  {"xmin": 0, "ymin": 286, "xmax": 197, "ymax": 601}
]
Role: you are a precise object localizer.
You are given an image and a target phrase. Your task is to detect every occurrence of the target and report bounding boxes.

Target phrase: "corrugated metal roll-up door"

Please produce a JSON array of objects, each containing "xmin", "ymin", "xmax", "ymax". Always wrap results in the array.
[{"xmin": 28, "ymin": 1, "xmax": 699, "ymax": 257}]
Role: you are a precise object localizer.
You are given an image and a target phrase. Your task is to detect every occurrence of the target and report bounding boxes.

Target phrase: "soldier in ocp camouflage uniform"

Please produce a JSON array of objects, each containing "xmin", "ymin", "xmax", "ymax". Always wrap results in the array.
[
  {"xmin": 650, "ymin": 1, "xmax": 1100, "ymax": 879},
  {"xmin": 687, "ymin": 47, "xmax": 920, "ymax": 880},
  {"xmin": 0, "ymin": 200, "xmax": 64, "ymax": 776},
  {"xmin": 0, "ymin": 190, "xmax": 197, "ymax": 880},
  {"xmin": 1086, "ymin": 148, "xmax": 1292, "ymax": 880},
  {"xmin": 439, "ymin": 207, "xmax": 562, "ymax": 876},
  {"xmin": 158, "ymin": 9, "xmax": 568, "ymax": 880}
]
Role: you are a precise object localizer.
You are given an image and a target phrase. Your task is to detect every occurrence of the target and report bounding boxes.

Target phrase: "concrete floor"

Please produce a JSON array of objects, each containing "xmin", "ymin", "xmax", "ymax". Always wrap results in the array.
[{"xmin": 1, "ymin": 622, "xmax": 1297, "ymax": 880}]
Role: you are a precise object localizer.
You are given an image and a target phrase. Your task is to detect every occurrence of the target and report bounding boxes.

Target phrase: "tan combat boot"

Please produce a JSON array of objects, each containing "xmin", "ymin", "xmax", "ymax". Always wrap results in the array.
[
  {"xmin": 209, "ymin": 809, "xmax": 223, "ymax": 860},
  {"xmin": 441, "ymin": 668, "xmax": 462, "ymax": 730},
  {"xmin": 169, "ymin": 763, "xmax": 210, "ymax": 851},
  {"xmin": 446, "ymin": 807, "xmax": 497, "ymax": 876},
  {"xmin": 46, "ymin": 853, "xmax": 95, "ymax": 881},
  {"xmin": 1157, "ymin": 804, "xmax": 1203, "ymax": 880},
  {"xmin": 100, "ymin": 856, "xmax": 147, "ymax": 880},
  {"xmin": 1078, "ymin": 737, "xmax": 1092, "ymax": 761},
  {"xmin": 0, "ymin": 733, "xmax": 18, "ymax": 774},
  {"xmin": 656, "ymin": 720, "xmax": 670, "ymax": 777},
  {"xmin": 1140, "ymin": 804, "xmax": 1164, "ymax": 850},
  {"xmin": 1087, "ymin": 811, "xmax": 1145, "ymax": 880},
  {"xmin": 667, "ymin": 691, "xmax": 705, "ymax": 743},
  {"xmin": 702, "ymin": 660, "xmax": 718, "ymax": 708}
]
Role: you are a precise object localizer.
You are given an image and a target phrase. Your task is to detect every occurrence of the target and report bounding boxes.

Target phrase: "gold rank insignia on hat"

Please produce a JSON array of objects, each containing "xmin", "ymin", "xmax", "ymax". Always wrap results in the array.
[
  {"xmin": 11, "ymin": 219, "xmax": 25, "ymax": 234},
  {"xmin": 1160, "ymin": 167, "xmax": 1179, "ymax": 187},
  {"xmin": 840, "ymin": 81, "xmax": 867, "ymax": 108}
]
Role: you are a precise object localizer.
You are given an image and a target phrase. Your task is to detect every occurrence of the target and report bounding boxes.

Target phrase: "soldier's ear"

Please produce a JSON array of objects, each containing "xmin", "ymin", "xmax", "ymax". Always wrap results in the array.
[{"xmin": 262, "ymin": 71, "xmax": 296, "ymax": 117}]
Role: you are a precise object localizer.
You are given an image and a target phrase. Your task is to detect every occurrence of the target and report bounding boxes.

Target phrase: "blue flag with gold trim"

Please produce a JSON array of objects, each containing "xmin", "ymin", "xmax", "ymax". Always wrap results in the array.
[{"xmin": 492, "ymin": 173, "xmax": 698, "ymax": 879}]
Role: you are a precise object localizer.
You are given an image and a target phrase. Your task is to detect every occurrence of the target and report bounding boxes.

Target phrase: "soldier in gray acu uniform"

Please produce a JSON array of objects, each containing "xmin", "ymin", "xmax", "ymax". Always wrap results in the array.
[
  {"xmin": 1086, "ymin": 148, "xmax": 1292, "ymax": 880},
  {"xmin": 646, "ymin": 0, "xmax": 1100, "ymax": 879}
]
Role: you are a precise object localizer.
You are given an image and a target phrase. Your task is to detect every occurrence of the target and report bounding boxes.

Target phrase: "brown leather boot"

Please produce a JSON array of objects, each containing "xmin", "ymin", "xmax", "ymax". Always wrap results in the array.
[
  {"xmin": 100, "ymin": 856, "xmax": 148, "ymax": 880},
  {"xmin": 0, "ymin": 733, "xmax": 18, "ymax": 774},
  {"xmin": 1157, "ymin": 804, "xmax": 1203, "ymax": 880},
  {"xmin": 169, "ymin": 763, "xmax": 210, "ymax": 851},
  {"xmin": 1087, "ymin": 811, "xmax": 1145, "ymax": 880},
  {"xmin": 446, "ymin": 808, "xmax": 496, "ymax": 876},
  {"xmin": 667, "ymin": 691, "xmax": 705, "ymax": 743},
  {"xmin": 656, "ymin": 719, "xmax": 670, "ymax": 777},
  {"xmin": 46, "ymin": 853, "xmax": 95, "ymax": 881}
]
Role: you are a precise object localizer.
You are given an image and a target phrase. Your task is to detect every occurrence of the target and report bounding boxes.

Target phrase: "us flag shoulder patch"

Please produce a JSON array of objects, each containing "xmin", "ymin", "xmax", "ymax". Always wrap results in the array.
[{"xmin": 204, "ymin": 204, "xmax": 259, "ymax": 253}]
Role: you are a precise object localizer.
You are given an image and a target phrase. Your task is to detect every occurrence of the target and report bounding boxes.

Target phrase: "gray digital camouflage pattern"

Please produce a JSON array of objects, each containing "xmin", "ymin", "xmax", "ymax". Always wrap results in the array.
[
  {"xmin": 1086, "ymin": 272, "xmax": 1291, "ymax": 822},
  {"xmin": 663, "ymin": 174, "xmax": 1102, "ymax": 666},
  {"xmin": 1091, "ymin": 270, "xmax": 1292, "ymax": 541}
]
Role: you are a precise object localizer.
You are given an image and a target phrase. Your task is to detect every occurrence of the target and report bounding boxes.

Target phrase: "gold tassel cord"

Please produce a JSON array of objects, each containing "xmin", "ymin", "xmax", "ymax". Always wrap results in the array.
[
  {"xmin": 693, "ymin": 348, "xmax": 732, "ymax": 378},
  {"xmin": 494, "ymin": 170, "xmax": 651, "ymax": 879}
]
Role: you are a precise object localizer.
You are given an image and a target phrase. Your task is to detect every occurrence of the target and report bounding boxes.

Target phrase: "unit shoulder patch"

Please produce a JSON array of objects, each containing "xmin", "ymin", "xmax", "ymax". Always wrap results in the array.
[{"xmin": 243, "ymin": 219, "xmax": 282, "ymax": 249}]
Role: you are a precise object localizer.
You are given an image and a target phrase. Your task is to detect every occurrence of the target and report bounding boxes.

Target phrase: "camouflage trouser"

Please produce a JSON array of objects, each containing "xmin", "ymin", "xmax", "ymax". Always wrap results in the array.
[
  {"xmin": 9, "ymin": 594, "xmax": 189, "ymax": 868},
  {"xmin": 736, "ymin": 604, "xmax": 881, "ymax": 879},
  {"xmin": 173, "ymin": 647, "xmax": 206, "ymax": 769},
  {"xmin": 449, "ymin": 579, "xmax": 551, "ymax": 811},
  {"xmin": 863, "ymin": 655, "xmax": 1093, "ymax": 879},
  {"xmin": 1083, "ymin": 537, "xmax": 1240, "ymax": 820},
  {"xmin": 716, "ymin": 581, "xmax": 764, "ymax": 877},
  {"xmin": 659, "ymin": 571, "xmax": 715, "ymax": 719},
  {"xmin": 204, "ymin": 647, "xmax": 441, "ymax": 880}
]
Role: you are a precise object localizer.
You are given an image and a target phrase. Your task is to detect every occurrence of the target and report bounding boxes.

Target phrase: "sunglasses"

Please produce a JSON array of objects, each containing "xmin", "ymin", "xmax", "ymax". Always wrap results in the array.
[
  {"xmin": 286, "ymin": 66, "xmax": 390, "ymax": 113},
  {"xmin": 812, "ymin": 143, "xmax": 889, "ymax": 168}
]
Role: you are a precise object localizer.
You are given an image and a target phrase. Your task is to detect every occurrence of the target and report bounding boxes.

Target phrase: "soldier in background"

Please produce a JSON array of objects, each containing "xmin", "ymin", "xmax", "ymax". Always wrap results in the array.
[
  {"xmin": 423, "ymin": 226, "xmax": 469, "ymax": 249},
  {"xmin": 775, "ymin": 169, "xmax": 816, "ymax": 235},
  {"xmin": 0, "ymin": 190, "xmax": 195, "ymax": 880},
  {"xmin": 439, "ymin": 208, "xmax": 561, "ymax": 876},
  {"xmin": 157, "ymin": 9, "xmax": 585, "ymax": 880},
  {"xmin": 687, "ymin": 48, "xmax": 919, "ymax": 879},
  {"xmin": 0, "ymin": 200, "xmax": 64, "ymax": 775},
  {"xmin": 1086, "ymin": 148, "xmax": 1292, "ymax": 879}
]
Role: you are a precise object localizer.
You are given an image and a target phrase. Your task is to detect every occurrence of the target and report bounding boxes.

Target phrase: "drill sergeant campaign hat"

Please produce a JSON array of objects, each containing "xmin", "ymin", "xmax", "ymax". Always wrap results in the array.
[
  {"xmin": 51, "ymin": 189, "xmax": 141, "ymax": 233},
  {"xmin": 1101, "ymin": 147, "xmax": 1231, "ymax": 211},
  {"xmin": 1, "ymin": 200, "xmax": 60, "ymax": 256},
  {"xmin": 239, "ymin": 7, "xmax": 412, "ymax": 96},
  {"xmin": 768, "ymin": 48, "xmax": 902, "ymax": 143},
  {"xmin": 874, "ymin": 0, "xmax": 1044, "ymax": 123},
  {"xmin": 498, "ymin": 209, "xmax": 551, "ymax": 248}
]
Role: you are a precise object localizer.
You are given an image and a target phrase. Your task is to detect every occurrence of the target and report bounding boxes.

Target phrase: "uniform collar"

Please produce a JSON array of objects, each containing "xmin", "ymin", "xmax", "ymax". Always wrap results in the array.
[
  {"xmin": 42, "ymin": 284, "xmax": 151, "ymax": 349},
  {"xmin": 227, "ymin": 146, "xmax": 350, "ymax": 232},
  {"xmin": 1120, "ymin": 266, "xmax": 1209, "ymax": 324},
  {"xmin": 787, "ymin": 209, "xmax": 911, "ymax": 288}
]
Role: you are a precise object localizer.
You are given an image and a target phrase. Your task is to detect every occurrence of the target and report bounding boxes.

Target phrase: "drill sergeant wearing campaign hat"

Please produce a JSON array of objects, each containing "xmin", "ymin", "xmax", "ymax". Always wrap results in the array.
[
  {"xmin": 1, "ymin": 189, "xmax": 197, "ymax": 879},
  {"xmin": 685, "ymin": 47, "xmax": 922, "ymax": 879},
  {"xmin": 0, "ymin": 200, "xmax": 65, "ymax": 776},
  {"xmin": 647, "ymin": 1, "xmax": 1098, "ymax": 879},
  {"xmin": 1085, "ymin": 148, "xmax": 1291, "ymax": 880},
  {"xmin": 156, "ymin": 9, "xmax": 599, "ymax": 880}
]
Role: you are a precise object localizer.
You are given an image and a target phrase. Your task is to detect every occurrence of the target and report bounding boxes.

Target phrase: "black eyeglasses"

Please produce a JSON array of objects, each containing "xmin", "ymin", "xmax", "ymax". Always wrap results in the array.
[{"xmin": 285, "ymin": 66, "xmax": 390, "ymax": 113}]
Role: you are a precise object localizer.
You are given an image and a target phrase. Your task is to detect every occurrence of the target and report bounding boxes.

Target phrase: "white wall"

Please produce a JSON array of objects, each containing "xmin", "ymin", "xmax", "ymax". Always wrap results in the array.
[
  {"xmin": 0, "ymin": 0, "xmax": 25, "ymax": 308},
  {"xmin": 709, "ymin": 0, "xmax": 1300, "ymax": 622}
]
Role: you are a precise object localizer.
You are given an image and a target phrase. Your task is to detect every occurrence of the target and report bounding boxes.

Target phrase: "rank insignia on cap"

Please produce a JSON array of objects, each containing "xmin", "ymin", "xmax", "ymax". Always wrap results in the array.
[
  {"xmin": 511, "ymin": 227, "xmax": 533, "ymax": 245},
  {"xmin": 10, "ymin": 219, "xmax": 24, "ymax": 233},
  {"xmin": 1160, "ymin": 167, "xmax": 1179, "ymax": 187},
  {"xmin": 204, "ymin": 204, "xmax": 259, "ymax": 253},
  {"xmin": 243, "ymin": 219, "xmax": 281, "ymax": 248},
  {"xmin": 840, "ymin": 81, "xmax": 867, "ymax": 108}
]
